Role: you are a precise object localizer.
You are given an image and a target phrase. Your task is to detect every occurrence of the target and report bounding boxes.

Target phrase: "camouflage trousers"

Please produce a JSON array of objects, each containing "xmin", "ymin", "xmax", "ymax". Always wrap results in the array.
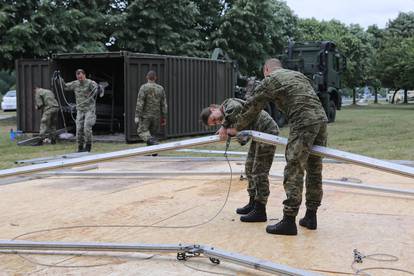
[
  {"xmin": 245, "ymin": 141, "xmax": 276, "ymax": 205},
  {"xmin": 137, "ymin": 116, "xmax": 160, "ymax": 142},
  {"xmin": 39, "ymin": 107, "xmax": 58, "ymax": 139},
  {"xmin": 76, "ymin": 109, "xmax": 96, "ymax": 145},
  {"xmin": 282, "ymin": 122, "xmax": 328, "ymax": 217}
]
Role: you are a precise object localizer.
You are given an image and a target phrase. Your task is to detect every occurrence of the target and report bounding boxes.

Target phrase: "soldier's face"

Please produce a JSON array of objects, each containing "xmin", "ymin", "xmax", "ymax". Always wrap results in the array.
[
  {"xmin": 76, "ymin": 72, "xmax": 86, "ymax": 81},
  {"xmin": 207, "ymin": 108, "xmax": 223, "ymax": 126}
]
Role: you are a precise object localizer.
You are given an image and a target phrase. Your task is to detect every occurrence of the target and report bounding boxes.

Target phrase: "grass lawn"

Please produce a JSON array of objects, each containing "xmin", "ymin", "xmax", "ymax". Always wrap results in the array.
[{"xmin": 0, "ymin": 103, "xmax": 413, "ymax": 170}]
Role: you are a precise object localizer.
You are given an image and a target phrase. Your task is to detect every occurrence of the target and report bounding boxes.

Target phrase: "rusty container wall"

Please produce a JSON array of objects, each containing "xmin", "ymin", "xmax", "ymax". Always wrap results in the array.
[
  {"xmin": 16, "ymin": 59, "xmax": 51, "ymax": 132},
  {"xmin": 125, "ymin": 54, "xmax": 234, "ymax": 142}
]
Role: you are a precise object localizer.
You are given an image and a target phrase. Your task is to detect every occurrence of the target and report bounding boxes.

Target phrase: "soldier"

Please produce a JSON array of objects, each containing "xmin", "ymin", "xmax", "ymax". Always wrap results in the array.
[
  {"xmin": 135, "ymin": 70, "xmax": 167, "ymax": 145},
  {"xmin": 200, "ymin": 98, "xmax": 278, "ymax": 222},
  {"xmin": 33, "ymin": 86, "xmax": 59, "ymax": 146},
  {"xmin": 221, "ymin": 58, "xmax": 328, "ymax": 236},
  {"xmin": 61, "ymin": 69, "xmax": 98, "ymax": 152}
]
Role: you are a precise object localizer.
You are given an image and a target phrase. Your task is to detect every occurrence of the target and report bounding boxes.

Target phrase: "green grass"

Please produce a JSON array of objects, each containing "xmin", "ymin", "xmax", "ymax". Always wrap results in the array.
[{"xmin": 0, "ymin": 103, "xmax": 413, "ymax": 170}]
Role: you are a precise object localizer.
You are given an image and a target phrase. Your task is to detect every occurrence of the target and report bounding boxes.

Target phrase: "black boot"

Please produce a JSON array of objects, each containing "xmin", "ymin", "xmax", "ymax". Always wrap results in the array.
[
  {"xmin": 299, "ymin": 209, "xmax": 317, "ymax": 230},
  {"xmin": 266, "ymin": 215, "xmax": 297, "ymax": 235},
  {"xmin": 84, "ymin": 143, "xmax": 92, "ymax": 152},
  {"xmin": 236, "ymin": 197, "xmax": 255, "ymax": 215},
  {"xmin": 51, "ymin": 137, "xmax": 56, "ymax": 145},
  {"xmin": 146, "ymin": 137, "xmax": 159, "ymax": 146},
  {"xmin": 77, "ymin": 144, "xmax": 84, "ymax": 152},
  {"xmin": 240, "ymin": 201, "xmax": 267, "ymax": 222}
]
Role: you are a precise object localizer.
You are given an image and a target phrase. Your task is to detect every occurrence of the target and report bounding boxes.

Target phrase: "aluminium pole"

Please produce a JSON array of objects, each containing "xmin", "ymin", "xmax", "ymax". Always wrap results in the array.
[
  {"xmin": 0, "ymin": 135, "xmax": 222, "ymax": 178},
  {"xmin": 0, "ymin": 240, "xmax": 320, "ymax": 276},
  {"xmin": 241, "ymin": 131, "xmax": 414, "ymax": 179}
]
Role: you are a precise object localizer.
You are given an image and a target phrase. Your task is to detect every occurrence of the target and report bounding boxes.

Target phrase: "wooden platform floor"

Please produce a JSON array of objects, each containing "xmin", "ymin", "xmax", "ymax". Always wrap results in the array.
[{"xmin": 0, "ymin": 156, "xmax": 413, "ymax": 275}]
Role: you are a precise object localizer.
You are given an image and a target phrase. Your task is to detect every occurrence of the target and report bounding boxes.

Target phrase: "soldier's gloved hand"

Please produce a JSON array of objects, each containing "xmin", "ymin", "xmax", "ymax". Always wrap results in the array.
[
  {"xmin": 134, "ymin": 117, "xmax": 139, "ymax": 124},
  {"xmin": 160, "ymin": 117, "xmax": 166, "ymax": 126}
]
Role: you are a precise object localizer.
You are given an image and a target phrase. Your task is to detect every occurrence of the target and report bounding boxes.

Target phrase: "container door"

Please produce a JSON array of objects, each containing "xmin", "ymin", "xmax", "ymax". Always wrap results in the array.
[
  {"xmin": 124, "ymin": 57, "xmax": 166, "ymax": 142},
  {"xmin": 15, "ymin": 59, "xmax": 51, "ymax": 132}
]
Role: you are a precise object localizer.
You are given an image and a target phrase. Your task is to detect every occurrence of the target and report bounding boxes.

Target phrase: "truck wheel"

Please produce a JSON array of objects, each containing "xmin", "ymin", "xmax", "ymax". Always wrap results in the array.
[{"xmin": 328, "ymin": 100, "xmax": 336, "ymax": 123}]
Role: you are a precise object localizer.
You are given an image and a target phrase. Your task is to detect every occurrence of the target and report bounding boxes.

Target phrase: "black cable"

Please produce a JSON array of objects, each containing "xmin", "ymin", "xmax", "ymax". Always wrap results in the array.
[{"xmin": 7, "ymin": 141, "xmax": 234, "ymax": 270}]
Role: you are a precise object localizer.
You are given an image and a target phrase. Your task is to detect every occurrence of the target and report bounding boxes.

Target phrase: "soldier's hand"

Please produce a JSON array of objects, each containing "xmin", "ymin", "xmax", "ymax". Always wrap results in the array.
[
  {"xmin": 134, "ymin": 117, "xmax": 139, "ymax": 124},
  {"xmin": 216, "ymin": 126, "xmax": 228, "ymax": 140},
  {"xmin": 226, "ymin": 128, "xmax": 238, "ymax": 137},
  {"xmin": 160, "ymin": 117, "xmax": 166, "ymax": 126}
]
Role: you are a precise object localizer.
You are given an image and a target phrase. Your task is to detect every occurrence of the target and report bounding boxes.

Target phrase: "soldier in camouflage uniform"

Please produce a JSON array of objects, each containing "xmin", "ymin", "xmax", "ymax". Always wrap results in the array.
[
  {"xmin": 223, "ymin": 58, "xmax": 328, "ymax": 235},
  {"xmin": 135, "ymin": 70, "xmax": 167, "ymax": 145},
  {"xmin": 62, "ymin": 69, "xmax": 98, "ymax": 152},
  {"xmin": 200, "ymin": 98, "xmax": 278, "ymax": 222},
  {"xmin": 33, "ymin": 87, "xmax": 59, "ymax": 146}
]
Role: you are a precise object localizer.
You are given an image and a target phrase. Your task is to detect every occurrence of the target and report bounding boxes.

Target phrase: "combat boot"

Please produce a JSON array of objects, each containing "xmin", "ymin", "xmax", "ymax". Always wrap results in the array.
[
  {"xmin": 146, "ymin": 137, "xmax": 159, "ymax": 146},
  {"xmin": 84, "ymin": 143, "xmax": 92, "ymax": 152},
  {"xmin": 299, "ymin": 209, "xmax": 317, "ymax": 230},
  {"xmin": 236, "ymin": 196, "xmax": 255, "ymax": 215},
  {"xmin": 77, "ymin": 144, "xmax": 84, "ymax": 152},
  {"xmin": 240, "ymin": 201, "xmax": 267, "ymax": 222},
  {"xmin": 51, "ymin": 137, "xmax": 56, "ymax": 145},
  {"xmin": 266, "ymin": 215, "xmax": 297, "ymax": 235},
  {"xmin": 146, "ymin": 137, "xmax": 159, "ymax": 156}
]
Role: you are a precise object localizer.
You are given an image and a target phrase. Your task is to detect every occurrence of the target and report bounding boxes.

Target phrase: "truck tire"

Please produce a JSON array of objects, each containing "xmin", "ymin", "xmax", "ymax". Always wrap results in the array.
[{"xmin": 328, "ymin": 100, "xmax": 336, "ymax": 123}]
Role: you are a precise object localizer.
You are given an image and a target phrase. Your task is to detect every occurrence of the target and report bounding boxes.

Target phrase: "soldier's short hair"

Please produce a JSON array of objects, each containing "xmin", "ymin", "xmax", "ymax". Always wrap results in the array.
[
  {"xmin": 200, "ymin": 104, "xmax": 220, "ymax": 126},
  {"xmin": 146, "ymin": 70, "xmax": 157, "ymax": 81},
  {"xmin": 76, "ymin": 69, "xmax": 85, "ymax": 75},
  {"xmin": 264, "ymin": 58, "xmax": 282, "ymax": 70}
]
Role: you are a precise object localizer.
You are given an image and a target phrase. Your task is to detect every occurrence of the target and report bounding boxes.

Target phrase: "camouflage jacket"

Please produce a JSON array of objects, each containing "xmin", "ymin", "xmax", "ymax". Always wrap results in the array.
[
  {"xmin": 63, "ymin": 79, "xmax": 98, "ymax": 112},
  {"xmin": 135, "ymin": 82, "xmax": 167, "ymax": 119},
  {"xmin": 221, "ymin": 98, "xmax": 278, "ymax": 134},
  {"xmin": 235, "ymin": 68, "xmax": 327, "ymax": 131},
  {"xmin": 35, "ymin": 88, "xmax": 59, "ymax": 111}
]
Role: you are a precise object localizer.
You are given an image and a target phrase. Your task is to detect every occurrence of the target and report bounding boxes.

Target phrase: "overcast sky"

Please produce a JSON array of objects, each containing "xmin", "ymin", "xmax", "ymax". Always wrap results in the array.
[{"xmin": 284, "ymin": 0, "xmax": 414, "ymax": 29}]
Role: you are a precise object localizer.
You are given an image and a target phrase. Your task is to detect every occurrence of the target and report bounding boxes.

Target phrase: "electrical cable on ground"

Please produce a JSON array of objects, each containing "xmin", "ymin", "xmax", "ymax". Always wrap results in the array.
[
  {"xmin": 6, "ymin": 140, "xmax": 234, "ymax": 270},
  {"xmin": 351, "ymin": 249, "xmax": 414, "ymax": 276}
]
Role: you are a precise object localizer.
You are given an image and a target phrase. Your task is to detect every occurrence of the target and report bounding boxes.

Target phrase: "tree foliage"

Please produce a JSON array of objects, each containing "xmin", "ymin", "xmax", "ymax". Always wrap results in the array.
[
  {"xmin": 375, "ymin": 12, "xmax": 414, "ymax": 91},
  {"xmin": 212, "ymin": 0, "xmax": 297, "ymax": 75},
  {"xmin": 0, "ymin": 0, "xmax": 412, "ymax": 91}
]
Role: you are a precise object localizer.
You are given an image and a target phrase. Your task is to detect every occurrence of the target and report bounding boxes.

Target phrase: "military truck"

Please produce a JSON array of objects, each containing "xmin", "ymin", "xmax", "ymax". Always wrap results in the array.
[
  {"xmin": 219, "ymin": 41, "xmax": 346, "ymax": 126},
  {"xmin": 279, "ymin": 41, "xmax": 346, "ymax": 123}
]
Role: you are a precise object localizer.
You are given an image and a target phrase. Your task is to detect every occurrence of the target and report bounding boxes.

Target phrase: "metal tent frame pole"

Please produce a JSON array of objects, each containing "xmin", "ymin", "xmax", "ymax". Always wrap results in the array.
[
  {"xmin": 0, "ymin": 240, "xmax": 320, "ymax": 276},
  {"xmin": 1, "ymin": 132, "xmax": 414, "ymax": 179},
  {"xmin": 38, "ymin": 170, "xmax": 414, "ymax": 196},
  {"xmin": 242, "ymin": 131, "xmax": 414, "ymax": 179},
  {"xmin": 0, "ymin": 136, "xmax": 221, "ymax": 178}
]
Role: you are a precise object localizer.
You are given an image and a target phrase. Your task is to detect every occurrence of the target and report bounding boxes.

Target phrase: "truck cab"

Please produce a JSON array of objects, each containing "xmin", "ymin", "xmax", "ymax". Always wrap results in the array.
[{"xmin": 280, "ymin": 41, "xmax": 346, "ymax": 122}]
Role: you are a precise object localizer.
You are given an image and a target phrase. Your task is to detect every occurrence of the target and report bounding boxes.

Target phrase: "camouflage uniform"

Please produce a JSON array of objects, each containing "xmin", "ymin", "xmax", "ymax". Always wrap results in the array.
[
  {"xmin": 63, "ymin": 79, "xmax": 98, "ymax": 145},
  {"xmin": 235, "ymin": 69, "xmax": 328, "ymax": 217},
  {"xmin": 135, "ymin": 82, "xmax": 167, "ymax": 142},
  {"xmin": 35, "ymin": 88, "xmax": 59, "ymax": 140},
  {"xmin": 221, "ymin": 98, "xmax": 278, "ymax": 205}
]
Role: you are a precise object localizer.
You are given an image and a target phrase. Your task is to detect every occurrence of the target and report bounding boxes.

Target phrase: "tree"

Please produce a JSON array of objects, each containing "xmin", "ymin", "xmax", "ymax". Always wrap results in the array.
[
  {"xmin": 0, "ymin": 0, "xmax": 111, "ymax": 70},
  {"xmin": 212, "ymin": 0, "xmax": 298, "ymax": 75},
  {"xmin": 374, "ymin": 12, "xmax": 414, "ymax": 103},
  {"xmin": 112, "ymin": 0, "xmax": 205, "ymax": 57}
]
